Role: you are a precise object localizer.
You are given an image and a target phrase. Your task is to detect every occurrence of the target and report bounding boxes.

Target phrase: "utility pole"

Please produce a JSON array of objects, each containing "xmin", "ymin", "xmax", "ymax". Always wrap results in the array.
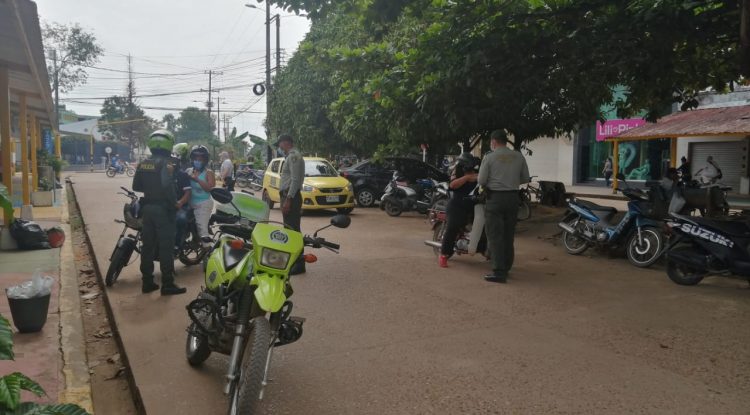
[
  {"xmin": 52, "ymin": 49, "xmax": 59, "ymax": 129},
  {"xmin": 216, "ymin": 94, "xmax": 221, "ymax": 142},
  {"xmin": 126, "ymin": 54, "xmax": 136, "ymax": 160},
  {"xmin": 265, "ymin": 0, "xmax": 272, "ymax": 143},
  {"xmin": 275, "ymin": 16, "xmax": 281, "ymax": 75},
  {"xmin": 206, "ymin": 70, "xmax": 213, "ymax": 134}
]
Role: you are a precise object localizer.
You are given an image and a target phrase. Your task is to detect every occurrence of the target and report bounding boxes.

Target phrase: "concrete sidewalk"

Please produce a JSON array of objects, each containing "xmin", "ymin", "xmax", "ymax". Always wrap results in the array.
[{"xmin": 0, "ymin": 189, "xmax": 92, "ymax": 411}]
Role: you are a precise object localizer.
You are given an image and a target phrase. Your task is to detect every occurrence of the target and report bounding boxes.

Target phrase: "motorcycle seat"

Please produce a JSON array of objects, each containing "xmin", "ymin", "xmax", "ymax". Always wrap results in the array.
[
  {"xmin": 690, "ymin": 216, "xmax": 750, "ymax": 237},
  {"xmin": 223, "ymin": 244, "xmax": 250, "ymax": 271},
  {"xmin": 576, "ymin": 199, "xmax": 617, "ymax": 214}
]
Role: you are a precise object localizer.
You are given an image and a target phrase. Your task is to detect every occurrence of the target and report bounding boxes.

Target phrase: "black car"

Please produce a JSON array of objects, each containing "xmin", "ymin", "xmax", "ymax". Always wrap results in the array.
[{"xmin": 340, "ymin": 157, "xmax": 449, "ymax": 207}]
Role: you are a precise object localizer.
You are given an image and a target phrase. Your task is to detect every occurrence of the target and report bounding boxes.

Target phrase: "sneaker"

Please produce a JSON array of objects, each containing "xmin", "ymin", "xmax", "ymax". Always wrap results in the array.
[
  {"xmin": 161, "ymin": 285, "xmax": 187, "ymax": 296},
  {"xmin": 438, "ymin": 255, "xmax": 449, "ymax": 268},
  {"xmin": 142, "ymin": 281, "xmax": 160, "ymax": 294}
]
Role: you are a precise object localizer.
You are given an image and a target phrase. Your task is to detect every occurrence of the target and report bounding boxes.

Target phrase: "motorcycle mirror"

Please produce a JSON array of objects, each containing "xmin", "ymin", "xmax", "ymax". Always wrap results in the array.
[
  {"xmin": 330, "ymin": 214, "xmax": 351, "ymax": 229},
  {"xmin": 210, "ymin": 188, "xmax": 233, "ymax": 204}
]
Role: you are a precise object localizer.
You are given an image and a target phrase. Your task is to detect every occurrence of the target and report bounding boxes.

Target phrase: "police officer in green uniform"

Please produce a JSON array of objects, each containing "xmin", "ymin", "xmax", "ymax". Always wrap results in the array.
[
  {"xmin": 132, "ymin": 130, "xmax": 187, "ymax": 295},
  {"xmin": 478, "ymin": 130, "xmax": 530, "ymax": 283}
]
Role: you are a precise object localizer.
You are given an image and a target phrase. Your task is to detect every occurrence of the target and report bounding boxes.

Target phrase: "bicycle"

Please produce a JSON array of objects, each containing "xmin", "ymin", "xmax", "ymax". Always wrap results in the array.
[{"xmin": 517, "ymin": 176, "xmax": 542, "ymax": 221}]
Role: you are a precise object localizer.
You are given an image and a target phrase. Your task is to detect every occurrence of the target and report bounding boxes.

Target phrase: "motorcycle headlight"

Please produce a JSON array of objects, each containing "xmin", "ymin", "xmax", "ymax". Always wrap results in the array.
[
  {"xmin": 302, "ymin": 184, "xmax": 315, "ymax": 192},
  {"xmin": 260, "ymin": 248, "xmax": 290, "ymax": 269}
]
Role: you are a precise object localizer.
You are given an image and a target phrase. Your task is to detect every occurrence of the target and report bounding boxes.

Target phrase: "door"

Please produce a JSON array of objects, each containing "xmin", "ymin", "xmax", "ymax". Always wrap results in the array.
[
  {"xmin": 265, "ymin": 159, "xmax": 284, "ymax": 202},
  {"xmin": 689, "ymin": 140, "xmax": 748, "ymax": 191}
]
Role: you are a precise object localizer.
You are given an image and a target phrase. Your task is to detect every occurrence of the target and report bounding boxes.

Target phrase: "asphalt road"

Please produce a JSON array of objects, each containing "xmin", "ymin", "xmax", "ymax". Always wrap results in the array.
[{"xmin": 70, "ymin": 173, "xmax": 750, "ymax": 414}]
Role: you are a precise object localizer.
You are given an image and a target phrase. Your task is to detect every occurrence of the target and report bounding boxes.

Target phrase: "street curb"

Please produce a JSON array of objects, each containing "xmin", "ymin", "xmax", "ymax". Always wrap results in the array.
[
  {"xmin": 57, "ymin": 185, "xmax": 94, "ymax": 412},
  {"xmin": 67, "ymin": 181, "xmax": 147, "ymax": 415}
]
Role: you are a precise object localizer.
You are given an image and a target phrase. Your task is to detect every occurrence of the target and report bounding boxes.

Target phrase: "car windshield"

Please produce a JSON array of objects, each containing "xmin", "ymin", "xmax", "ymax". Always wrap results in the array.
[{"xmin": 305, "ymin": 160, "xmax": 338, "ymax": 177}]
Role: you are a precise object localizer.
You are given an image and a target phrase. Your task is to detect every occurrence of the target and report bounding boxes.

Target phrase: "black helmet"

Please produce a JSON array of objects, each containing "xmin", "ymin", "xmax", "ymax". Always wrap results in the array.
[
  {"xmin": 190, "ymin": 145, "xmax": 209, "ymax": 160},
  {"xmin": 456, "ymin": 152, "xmax": 479, "ymax": 171}
]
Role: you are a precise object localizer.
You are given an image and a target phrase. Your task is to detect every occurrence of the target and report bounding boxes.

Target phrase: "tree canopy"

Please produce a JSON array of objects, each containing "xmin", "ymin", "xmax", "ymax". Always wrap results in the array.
[
  {"xmin": 267, "ymin": 0, "xmax": 746, "ymax": 153},
  {"xmin": 173, "ymin": 107, "xmax": 216, "ymax": 142},
  {"xmin": 42, "ymin": 21, "xmax": 103, "ymax": 93}
]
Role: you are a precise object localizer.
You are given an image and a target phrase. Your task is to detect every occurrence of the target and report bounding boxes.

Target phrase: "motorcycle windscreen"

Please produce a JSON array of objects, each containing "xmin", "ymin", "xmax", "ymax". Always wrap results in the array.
[
  {"xmin": 468, "ymin": 203, "xmax": 484, "ymax": 254},
  {"xmin": 252, "ymin": 273, "xmax": 287, "ymax": 312}
]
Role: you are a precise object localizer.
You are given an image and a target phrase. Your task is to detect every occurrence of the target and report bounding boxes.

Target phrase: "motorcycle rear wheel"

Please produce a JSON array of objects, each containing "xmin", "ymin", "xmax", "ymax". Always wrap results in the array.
[
  {"xmin": 431, "ymin": 222, "xmax": 449, "ymax": 257},
  {"xmin": 666, "ymin": 259, "xmax": 706, "ymax": 286},
  {"xmin": 561, "ymin": 218, "xmax": 588, "ymax": 255},
  {"xmin": 228, "ymin": 317, "xmax": 270, "ymax": 415},
  {"xmin": 383, "ymin": 200, "xmax": 402, "ymax": 217},
  {"xmin": 105, "ymin": 168, "xmax": 116, "ymax": 178},
  {"xmin": 186, "ymin": 322, "xmax": 211, "ymax": 366},
  {"xmin": 178, "ymin": 232, "xmax": 206, "ymax": 266},
  {"xmin": 105, "ymin": 246, "xmax": 129, "ymax": 286},
  {"xmin": 626, "ymin": 227, "xmax": 664, "ymax": 268}
]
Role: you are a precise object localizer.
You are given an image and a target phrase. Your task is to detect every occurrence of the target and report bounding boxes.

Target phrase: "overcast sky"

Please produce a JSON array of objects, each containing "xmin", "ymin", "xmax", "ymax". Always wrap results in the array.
[{"xmin": 36, "ymin": 0, "xmax": 312, "ymax": 141}]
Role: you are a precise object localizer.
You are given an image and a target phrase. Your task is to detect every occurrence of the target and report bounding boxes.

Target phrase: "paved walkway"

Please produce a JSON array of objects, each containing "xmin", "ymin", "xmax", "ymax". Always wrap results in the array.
[{"xmin": 0, "ymin": 188, "xmax": 92, "ymax": 411}]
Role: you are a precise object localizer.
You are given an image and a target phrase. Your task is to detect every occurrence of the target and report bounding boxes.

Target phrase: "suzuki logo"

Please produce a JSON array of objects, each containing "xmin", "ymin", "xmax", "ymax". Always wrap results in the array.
[{"xmin": 677, "ymin": 223, "xmax": 734, "ymax": 248}]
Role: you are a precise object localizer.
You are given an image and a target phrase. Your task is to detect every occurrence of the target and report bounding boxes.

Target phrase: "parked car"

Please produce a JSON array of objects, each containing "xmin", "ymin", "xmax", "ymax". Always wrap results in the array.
[
  {"xmin": 261, "ymin": 157, "xmax": 355, "ymax": 214},
  {"xmin": 340, "ymin": 157, "xmax": 449, "ymax": 207}
]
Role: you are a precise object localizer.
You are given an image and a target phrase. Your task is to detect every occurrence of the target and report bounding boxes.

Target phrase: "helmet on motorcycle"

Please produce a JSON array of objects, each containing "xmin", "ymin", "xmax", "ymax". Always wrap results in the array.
[
  {"xmin": 456, "ymin": 152, "xmax": 479, "ymax": 171},
  {"xmin": 147, "ymin": 130, "xmax": 175, "ymax": 154},
  {"xmin": 190, "ymin": 145, "xmax": 210, "ymax": 161},
  {"xmin": 172, "ymin": 143, "xmax": 190, "ymax": 162}
]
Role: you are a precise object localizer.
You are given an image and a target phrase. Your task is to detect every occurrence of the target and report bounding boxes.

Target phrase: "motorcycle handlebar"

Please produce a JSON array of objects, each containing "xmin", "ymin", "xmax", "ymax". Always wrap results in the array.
[{"xmin": 304, "ymin": 236, "xmax": 340, "ymax": 251}]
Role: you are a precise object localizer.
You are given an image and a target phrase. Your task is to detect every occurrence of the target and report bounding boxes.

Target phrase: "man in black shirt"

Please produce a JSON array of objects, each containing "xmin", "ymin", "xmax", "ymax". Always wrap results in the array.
[{"xmin": 439, "ymin": 153, "xmax": 479, "ymax": 268}]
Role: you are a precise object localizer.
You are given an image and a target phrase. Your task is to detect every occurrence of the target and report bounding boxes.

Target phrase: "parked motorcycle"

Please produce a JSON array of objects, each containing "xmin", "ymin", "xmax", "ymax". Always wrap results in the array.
[
  {"xmin": 380, "ymin": 172, "xmax": 436, "ymax": 216},
  {"xmin": 664, "ymin": 213, "xmax": 750, "ymax": 285},
  {"xmin": 557, "ymin": 175, "xmax": 666, "ymax": 268},
  {"xmin": 104, "ymin": 187, "xmax": 208, "ymax": 287},
  {"xmin": 236, "ymin": 169, "xmax": 264, "ymax": 190},
  {"xmin": 424, "ymin": 187, "xmax": 488, "ymax": 258},
  {"xmin": 185, "ymin": 188, "xmax": 350, "ymax": 414},
  {"xmin": 105, "ymin": 162, "xmax": 135, "ymax": 178}
]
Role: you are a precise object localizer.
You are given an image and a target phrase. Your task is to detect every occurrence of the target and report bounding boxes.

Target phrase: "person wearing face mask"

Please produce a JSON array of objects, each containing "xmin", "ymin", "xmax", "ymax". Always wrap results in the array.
[
  {"xmin": 477, "ymin": 130, "xmax": 530, "ymax": 283},
  {"xmin": 276, "ymin": 133, "xmax": 306, "ymax": 275},
  {"xmin": 187, "ymin": 145, "xmax": 216, "ymax": 246},
  {"xmin": 172, "ymin": 143, "xmax": 193, "ymax": 253}
]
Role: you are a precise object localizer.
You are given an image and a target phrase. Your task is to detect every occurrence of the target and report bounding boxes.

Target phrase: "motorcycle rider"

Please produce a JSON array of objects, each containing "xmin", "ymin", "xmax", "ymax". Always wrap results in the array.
[
  {"xmin": 439, "ymin": 152, "xmax": 479, "ymax": 268},
  {"xmin": 172, "ymin": 143, "xmax": 193, "ymax": 253},
  {"xmin": 132, "ymin": 130, "xmax": 186, "ymax": 295},
  {"xmin": 187, "ymin": 145, "xmax": 216, "ymax": 246}
]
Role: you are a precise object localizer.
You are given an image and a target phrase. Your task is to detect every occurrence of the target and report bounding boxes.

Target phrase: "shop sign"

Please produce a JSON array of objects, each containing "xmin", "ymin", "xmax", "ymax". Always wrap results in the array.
[{"xmin": 596, "ymin": 118, "xmax": 645, "ymax": 142}]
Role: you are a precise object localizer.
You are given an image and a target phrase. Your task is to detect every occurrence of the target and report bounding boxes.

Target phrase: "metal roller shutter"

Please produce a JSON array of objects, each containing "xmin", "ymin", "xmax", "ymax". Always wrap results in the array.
[{"xmin": 689, "ymin": 140, "xmax": 748, "ymax": 191}]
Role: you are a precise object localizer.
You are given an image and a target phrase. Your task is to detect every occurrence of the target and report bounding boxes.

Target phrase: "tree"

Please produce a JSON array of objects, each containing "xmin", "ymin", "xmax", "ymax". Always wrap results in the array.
[
  {"xmin": 42, "ymin": 21, "xmax": 103, "ymax": 94},
  {"xmin": 268, "ymin": 0, "xmax": 746, "ymax": 152},
  {"xmin": 98, "ymin": 75, "xmax": 154, "ymax": 158},
  {"xmin": 162, "ymin": 114, "xmax": 177, "ymax": 132},
  {"xmin": 174, "ymin": 107, "xmax": 216, "ymax": 142},
  {"xmin": 225, "ymin": 127, "xmax": 250, "ymax": 157}
]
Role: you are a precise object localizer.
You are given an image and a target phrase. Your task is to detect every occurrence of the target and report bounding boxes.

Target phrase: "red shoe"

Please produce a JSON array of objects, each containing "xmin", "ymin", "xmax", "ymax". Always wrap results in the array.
[{"xmin": 438, "ymin": 255, "xmax": 449, "ymax": 268}]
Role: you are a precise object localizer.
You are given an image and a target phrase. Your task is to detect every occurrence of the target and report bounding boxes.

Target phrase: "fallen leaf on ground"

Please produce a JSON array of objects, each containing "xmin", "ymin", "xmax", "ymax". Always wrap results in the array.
[
  {"xmin": 81, "ymin": 292, "xmax": 100, "ymax": 301},
  {"xmin": 107, "ymin": 353, "xmax": 120, "ymax": 364}
]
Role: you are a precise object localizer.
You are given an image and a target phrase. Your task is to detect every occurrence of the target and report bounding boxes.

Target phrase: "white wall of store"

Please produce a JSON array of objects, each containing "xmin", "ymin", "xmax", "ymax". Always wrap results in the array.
[{"xmin": 523, "ymin": 135, "xmax": 576, "ymax": 186}]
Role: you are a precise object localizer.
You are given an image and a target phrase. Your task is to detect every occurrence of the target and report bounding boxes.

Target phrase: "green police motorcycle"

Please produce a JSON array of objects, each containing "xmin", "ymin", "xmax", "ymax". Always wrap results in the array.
[{"xmin": 185, "ymin": 188, "xmax": 350, "ymax": 415}]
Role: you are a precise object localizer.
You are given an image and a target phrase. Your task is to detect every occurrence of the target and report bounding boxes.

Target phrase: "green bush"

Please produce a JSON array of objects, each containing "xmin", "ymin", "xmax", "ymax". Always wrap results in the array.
[{"xmin": 0, "ymin": 314, "xmax": 89, "ymax": 415}]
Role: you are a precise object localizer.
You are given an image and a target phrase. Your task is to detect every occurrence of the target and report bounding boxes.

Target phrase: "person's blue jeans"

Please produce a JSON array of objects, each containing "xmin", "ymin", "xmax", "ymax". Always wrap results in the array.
[{"xmin": 175, "ymin": 205, "xmax": 191, "ymax": 249}]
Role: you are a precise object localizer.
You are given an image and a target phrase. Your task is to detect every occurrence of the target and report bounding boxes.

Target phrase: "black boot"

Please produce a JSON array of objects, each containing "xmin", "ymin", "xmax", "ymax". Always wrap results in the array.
[
  {"xmin": 142, "ymin": 279, "xmax": 160, "ymax": 294},
  {"xmin": 161, "ymin": 284, "xmax": 187, "ymax": 296}
]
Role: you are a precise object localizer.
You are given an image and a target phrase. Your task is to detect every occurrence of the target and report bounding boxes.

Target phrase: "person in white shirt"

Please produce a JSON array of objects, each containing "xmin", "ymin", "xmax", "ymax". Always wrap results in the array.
[{"xmin": 219, "ymin": 152, "xmax": 235, "ymax": 191}]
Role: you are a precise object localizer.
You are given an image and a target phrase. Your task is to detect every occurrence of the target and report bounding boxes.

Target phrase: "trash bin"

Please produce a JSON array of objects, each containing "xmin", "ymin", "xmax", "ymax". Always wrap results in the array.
[
  {"xmin": 6, "ymin": 294, "xmax": 50, "ymax": 333},
  {"xmin": 5, "ymin": 273, "xmax": 54, "ymax": 333}
]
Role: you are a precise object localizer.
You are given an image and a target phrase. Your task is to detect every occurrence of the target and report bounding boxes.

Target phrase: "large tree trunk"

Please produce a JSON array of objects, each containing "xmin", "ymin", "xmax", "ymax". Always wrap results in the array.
[{"xmin": 741, "ymin": 0, "xmax": 750, "ymax": 77}]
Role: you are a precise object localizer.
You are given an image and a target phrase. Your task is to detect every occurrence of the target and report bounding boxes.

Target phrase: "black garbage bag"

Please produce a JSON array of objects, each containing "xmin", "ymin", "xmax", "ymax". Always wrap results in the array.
[{"xmin": 9, "ymin": 219, "xmax": 51, "ymax": 250}]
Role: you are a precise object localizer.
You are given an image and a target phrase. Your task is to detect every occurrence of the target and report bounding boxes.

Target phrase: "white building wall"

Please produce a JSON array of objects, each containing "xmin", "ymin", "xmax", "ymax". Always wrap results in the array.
[
  {"xmin": 524, "ymin": 135, "xmax": 576, "ymax": 185},
  {"xmin": 674, "ymin": 135, "xmax": 747, "ymax": 161}
]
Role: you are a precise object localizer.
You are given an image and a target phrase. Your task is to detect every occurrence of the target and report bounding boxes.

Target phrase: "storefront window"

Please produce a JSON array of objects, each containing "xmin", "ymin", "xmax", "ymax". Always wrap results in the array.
[{"xmin": 578, "ymin": 127, "xmax": 671, "ymax": 182}]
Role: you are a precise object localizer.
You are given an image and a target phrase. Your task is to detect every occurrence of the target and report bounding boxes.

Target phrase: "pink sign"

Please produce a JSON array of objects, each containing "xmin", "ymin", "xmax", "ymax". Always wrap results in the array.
[{"xmin": 596, "ymin": 118, "xmax": 646, "ymax": 141}]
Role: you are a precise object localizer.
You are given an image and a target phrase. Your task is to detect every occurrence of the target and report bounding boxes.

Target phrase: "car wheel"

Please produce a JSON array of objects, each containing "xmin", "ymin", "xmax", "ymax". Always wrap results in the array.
[
  {"xmin": 262, "ymin": 190, "xmax": 275, "ymax": 209},
  {"xmin": 356, "ymin": 188, "xmax": 376, "ymax": 207}
]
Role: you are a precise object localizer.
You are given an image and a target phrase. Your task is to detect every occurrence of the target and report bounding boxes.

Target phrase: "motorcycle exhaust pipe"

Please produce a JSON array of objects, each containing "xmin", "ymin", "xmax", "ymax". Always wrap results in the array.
[
  {"xmin": 558, "ymin": 222, "xmax": 576, "ymax": 234},
  {"xmin": 424, "ymin": 240, "xmax": 442, "ymax": 249}
]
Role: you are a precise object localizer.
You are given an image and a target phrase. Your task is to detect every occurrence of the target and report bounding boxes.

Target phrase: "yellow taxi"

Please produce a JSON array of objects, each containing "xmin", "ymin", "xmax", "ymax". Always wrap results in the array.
[{"xmin": 261, "ymin": 157, "xmax": 355, "ymax": 214}]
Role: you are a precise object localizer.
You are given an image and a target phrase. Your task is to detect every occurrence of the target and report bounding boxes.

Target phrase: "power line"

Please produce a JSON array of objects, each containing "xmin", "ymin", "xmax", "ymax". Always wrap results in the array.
[{"xmin": 61, "ymin": 81, "xmax": 264, "ymax": 100}]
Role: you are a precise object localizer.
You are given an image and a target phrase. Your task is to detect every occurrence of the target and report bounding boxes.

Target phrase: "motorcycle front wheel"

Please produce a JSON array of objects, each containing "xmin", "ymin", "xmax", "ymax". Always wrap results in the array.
[
  {"xmin": 126, "ymin": 167, "xmax": 135, "ymax": 177},
  {"xmin": 178, "ymin": 231, "xmax": 206, "ymax": 266},
  {"xmin": 383, "ymin": 200, "xmax": 403, "ymax": 217},
  {"xmin": 105, "ymin": 245, "xmax": 131, "ymax": 286},
  {"xmin": 228, "ymin": 317, "xmax": 270, "ymax": 415},
  {"xmin": 626, "ymin": 227, "xmax": 664, "ymax": 268},
  {"xmin": 105, "ymin": 168, "xmax": 116, "ymax": 178},
  {"xmin": 561, "ymin": 217, "xmax": 589, "ymax": 255}
]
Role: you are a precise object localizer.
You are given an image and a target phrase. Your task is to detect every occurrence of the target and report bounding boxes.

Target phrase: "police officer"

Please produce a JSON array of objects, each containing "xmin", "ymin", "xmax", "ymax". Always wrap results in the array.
[
  {"xmin": 276, "ymin": 133, "xmax": 306, "ymax": 274},
  {"xmin": 132, "ymin": 130, "xmax": 187, "ymax": 295},
  {"xmin": 478, "ymin": 130, "xmax": 530, "ymax": 283}
]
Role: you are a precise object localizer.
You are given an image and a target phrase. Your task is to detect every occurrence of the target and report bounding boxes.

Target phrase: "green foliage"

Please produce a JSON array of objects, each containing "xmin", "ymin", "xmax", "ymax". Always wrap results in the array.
[
  {"xmin": 42, "ymin": 21, "xmax": 104, "ymax": 93},
  {"xmin": 268, "ymin": 0, "xmax": 746, "ymax": 152},
  {"xmin": 172, "ymin": 107, "xmax": 216, "ymax": 143},
  {"xmin": 0, "ymin": 315, "xmax": 90, "ymax": 414},
  {"xmin": 98, "ymin": 96, "xmax": 152, "ymax": 155}
]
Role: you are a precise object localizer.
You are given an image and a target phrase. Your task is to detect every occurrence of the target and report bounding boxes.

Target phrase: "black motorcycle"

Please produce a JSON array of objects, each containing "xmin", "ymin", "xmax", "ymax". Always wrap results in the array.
[
  {"xmin": 664, "ymin": 213, "xmax": 750, "ymax": 286},
  {"xmin": 380, "ymin": 171, "xmax": 436, "ymax": 216},
  {"xmin": 104, "ymin": 187, "xmax": 208, "ymax": 287}
]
